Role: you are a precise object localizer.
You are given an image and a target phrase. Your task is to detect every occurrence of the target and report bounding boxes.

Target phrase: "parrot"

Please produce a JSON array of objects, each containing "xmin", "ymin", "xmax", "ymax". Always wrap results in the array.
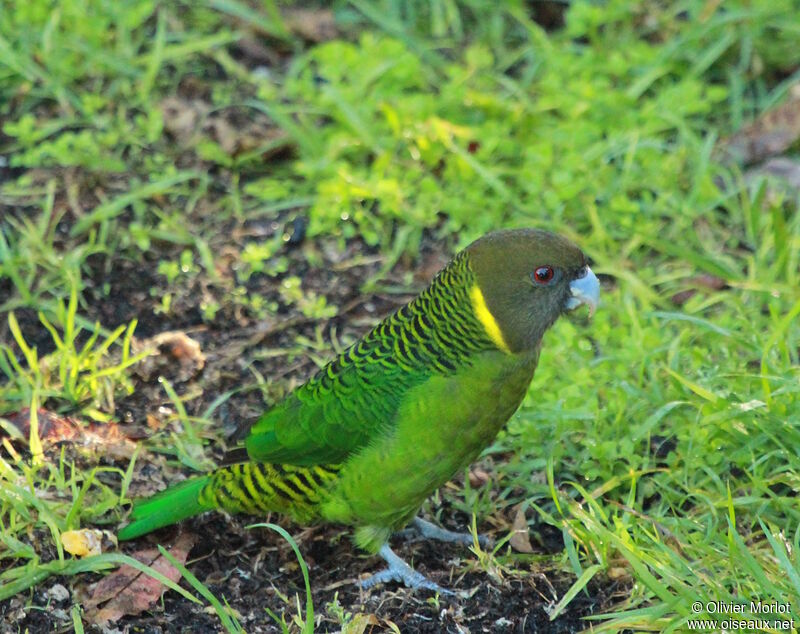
[{"xmin": 118, "ymin": 228, "xmax": 600, "ymax": 592}]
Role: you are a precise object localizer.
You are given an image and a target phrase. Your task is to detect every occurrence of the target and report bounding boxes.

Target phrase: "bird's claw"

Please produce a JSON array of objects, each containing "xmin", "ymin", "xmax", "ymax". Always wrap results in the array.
[
  {"xmin": 360, "ymin": 567, "xmax": 451, "ymax": 594},
  {"xmin": 409, "ymin": 517, "xmax": 493, "ymax": 549},
  {"xmin": 360, "ymin": 544, "xmax": 454, "ymax": 595}
]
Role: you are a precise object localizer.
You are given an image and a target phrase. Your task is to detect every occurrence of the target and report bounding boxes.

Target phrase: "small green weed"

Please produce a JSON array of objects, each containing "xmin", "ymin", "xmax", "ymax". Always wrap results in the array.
[
  {"xmin": 250, "ymin": 522, "xmax": 315, "ymax": 634},
  {"xmin": 0, "ymin": 289, "xmax": 146, "ymax": 421}
]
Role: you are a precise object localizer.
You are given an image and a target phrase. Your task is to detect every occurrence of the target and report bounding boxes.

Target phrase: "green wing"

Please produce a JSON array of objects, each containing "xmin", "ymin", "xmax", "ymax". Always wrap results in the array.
[
  {"xmin": 243, "ymin": 341, "xmax": 427, "ymax": 465},
  {"xmin": 240, "ymin": 252, "xmax": 494, "ymax": 467}
]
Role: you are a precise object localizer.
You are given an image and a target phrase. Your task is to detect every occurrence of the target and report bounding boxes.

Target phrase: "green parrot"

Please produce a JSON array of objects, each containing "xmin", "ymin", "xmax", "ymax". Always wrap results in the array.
[{"xmin": 118, "ymin": 228, "xmax": 599, "ymax": 592}]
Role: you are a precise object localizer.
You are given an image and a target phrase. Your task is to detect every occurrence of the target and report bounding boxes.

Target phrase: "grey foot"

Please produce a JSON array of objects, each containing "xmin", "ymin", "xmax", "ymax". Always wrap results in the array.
[
  {"xmin": 399, "ymin": 517, "xmax": 492, "ymax": 549},
  {"xmin": 360, "ymin": 544, "xmax": 453, "ymax": 594}
]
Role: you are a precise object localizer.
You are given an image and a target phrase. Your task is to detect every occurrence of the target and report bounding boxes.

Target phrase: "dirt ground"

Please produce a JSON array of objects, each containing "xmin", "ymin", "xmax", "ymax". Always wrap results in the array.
[{"xmin": 4, "ymin": 519, "xmax": 620, "ymax": 633}]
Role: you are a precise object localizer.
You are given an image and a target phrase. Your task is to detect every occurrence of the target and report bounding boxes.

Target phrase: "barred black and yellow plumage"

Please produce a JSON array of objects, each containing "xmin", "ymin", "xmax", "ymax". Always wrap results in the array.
[
  {"xmin": 119, "ymin": 229, "xmax": 600, "ymax": 591},
  {"xmin": 199, "ymin": 463, "xmax": 341, "ymax": 521},
  {"xmin": 306, "ymin": 251, "xmax": 494, "ymax": 389}
]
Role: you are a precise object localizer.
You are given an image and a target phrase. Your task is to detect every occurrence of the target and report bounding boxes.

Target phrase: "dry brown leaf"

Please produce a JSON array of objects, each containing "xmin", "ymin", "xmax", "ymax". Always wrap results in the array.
[
  {"xmin": 283, "ymin": 8, "xmax": 338, "ymax": 42},
  {"xmin": 161, "ymin": 96, "xmax": 208, "ymax": 144},
  {"xmin": 2, "ymin": 408, "xmax": 137, "ymax": 459},
  {"xmin": 161, "ymin": 97, "xmax": 291, "ymax": 159},
  {"xmin": 133, "ymin": 331, "xmax": 205, "ymax": 383},
  {"xmin": 607, "ymin": 565, "xmax": 632, "ymax": 582},
  {"xmin": 719, "ymin": 83, "xmax": 800, "ymax": 165},
  {"xmin": 509, "ymin": 504, "xmax": 534, "ymax": 553},
  {"xmin": 202, "ymin": 111, "xmax": 290, "ymax": 157},
  {"xmin": 4, "ymin": 408, "xmax": 77, "ymax": 443},
  {"xmin": 468, "ymin": 467, "xmax": 491, "ymax": 488},
  {"xmin": 146, "ymin": 413, "xmax": 163, "ymax": 431},
  {"xmin": 233, "ymin": 37, "xmax": 278, "ymax": 65},
  {"xmin": 670, "ymin": 273, "xmax": 728, "ymax": 306},
  {"xmin": 83, "ymin": 533, "xmax": 195, "ymax": 626}
]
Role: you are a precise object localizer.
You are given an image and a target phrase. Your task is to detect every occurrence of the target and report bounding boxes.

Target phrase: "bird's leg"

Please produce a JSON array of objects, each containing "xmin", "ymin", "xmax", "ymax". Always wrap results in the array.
[
  {"xmin": 360, "ymin": 544, "xmax": 452, "ymax": 594},
  {"xmin": 397, "ymin": 516, "xmax": 492, "ymax": 549}
]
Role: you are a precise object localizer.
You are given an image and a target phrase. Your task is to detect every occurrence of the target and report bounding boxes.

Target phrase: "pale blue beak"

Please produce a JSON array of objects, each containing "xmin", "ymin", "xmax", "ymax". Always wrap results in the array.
[{"xmin": 566, "ymin": 266, "xmax": 599, "ymax": 315}]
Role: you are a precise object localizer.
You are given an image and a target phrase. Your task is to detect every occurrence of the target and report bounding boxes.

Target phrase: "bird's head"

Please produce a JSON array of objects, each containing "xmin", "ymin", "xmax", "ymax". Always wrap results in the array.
[{"xmin": 466, "ymin": 228, "xmax": 599, "ymax": 353}]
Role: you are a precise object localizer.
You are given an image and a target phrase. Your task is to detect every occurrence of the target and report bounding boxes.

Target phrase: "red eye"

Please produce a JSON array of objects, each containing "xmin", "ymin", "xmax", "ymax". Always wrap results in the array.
[{"xmin": 533, "ymin": 266, "xmax": 554, "ymax": 284}]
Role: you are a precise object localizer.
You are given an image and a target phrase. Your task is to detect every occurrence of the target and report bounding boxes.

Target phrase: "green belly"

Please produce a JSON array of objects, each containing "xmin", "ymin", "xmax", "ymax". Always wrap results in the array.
[{"xmin": 320, "ymin": 348, "xmax": 539, "ymax": 551}]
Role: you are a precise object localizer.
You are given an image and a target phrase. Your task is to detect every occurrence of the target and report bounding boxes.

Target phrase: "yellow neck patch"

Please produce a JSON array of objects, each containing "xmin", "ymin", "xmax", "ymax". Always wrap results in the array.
[{"xmin": 470, "ymin": 285, "xmax": 511, "ymax": 353}]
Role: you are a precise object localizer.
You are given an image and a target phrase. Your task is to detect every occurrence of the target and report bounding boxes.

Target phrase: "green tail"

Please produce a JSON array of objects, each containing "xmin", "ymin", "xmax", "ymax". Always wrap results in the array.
[{"xmin": 118, "ymin": 476, "xmax": 212, "ymax": 541}]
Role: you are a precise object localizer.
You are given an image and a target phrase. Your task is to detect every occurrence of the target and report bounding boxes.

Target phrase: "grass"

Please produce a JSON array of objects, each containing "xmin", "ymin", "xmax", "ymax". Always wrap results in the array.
[
  {"xmin": 1, "ymin": 0, "xmax": 800, "ymax": 630},
  {"xmin": 251, "ymin": 523, "xmax": 315, "ymax": 634},
  {"xmin": 0, "ymin": 288, "xmax": 145, "ymax": 423}
]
